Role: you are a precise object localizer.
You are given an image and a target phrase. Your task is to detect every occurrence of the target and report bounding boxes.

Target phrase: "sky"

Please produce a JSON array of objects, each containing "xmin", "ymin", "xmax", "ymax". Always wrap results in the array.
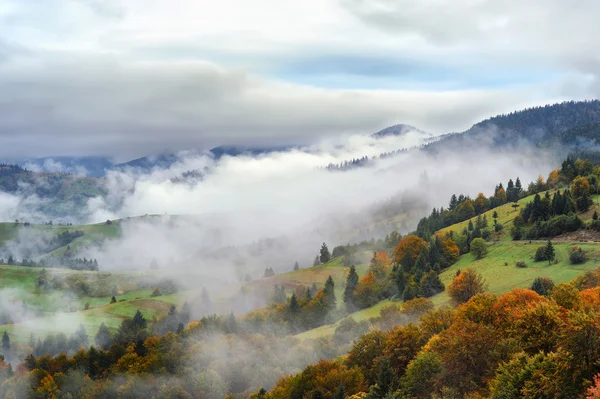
[{"xmin": 1, "ymin": 0, "xmax": 599, "ymax": 160}]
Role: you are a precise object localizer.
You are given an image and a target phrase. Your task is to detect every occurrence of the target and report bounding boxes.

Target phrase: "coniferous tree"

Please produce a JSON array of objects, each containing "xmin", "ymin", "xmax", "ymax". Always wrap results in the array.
[
  {"xmin": 343, "ymin": 265, "xmax": 359, "ymax": 311},
  {"xmin": 545, "ymin": 240, "xmax": 555, "ymax": 265},
  {"xmin": 289, "ymin": 293, "xmax": 300, "ymax": 314},
  {"xmin": 133, "ymin": 310, "xmax": 147, "ymax": 330},
  {"xmin": 449, "ymin": 194, "xmax": 458, "ymax": 211},
  {"xmin": 313, "ymin": 255, "xmax": 321, "ymax": 267},
  {"xmin": 310, "ymin": 282, "xmax": 318, "ymax": 297},
  {"xmin": 395, "ymin": 266, "xmax": 406, "ymax": 299},
  {"xmin": 515, "ymin": 177, "xmax": 523, "ymax": 198},
  {"xmin": 293, "ymin": 261, "xmax": 300, "ymax": 271},
  {"xmin": 75, "ymin": 324, "xmax": 88, "ymax": 347},
  {"xmin": 320, "ymin": 243, "xmax": 331, "ymax": 264},
  {"xmin": 95, "ymin": 322, "xmax": 112, "ymax": 349},
  {"xmin": 1, "ymin": 332, "xmax": 9, "ymax": 354},
  {"xmin": 324, "ymin": 275, "xmax": 336, "ymax": 309},
  {"xmin": 594, "ymin": 211, "xmax": 599, "ymax": 220}
]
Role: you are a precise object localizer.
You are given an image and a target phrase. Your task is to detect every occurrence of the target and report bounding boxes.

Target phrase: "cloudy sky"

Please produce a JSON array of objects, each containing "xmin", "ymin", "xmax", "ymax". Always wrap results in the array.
[{"xmin": 1, "ymin": 0, "xmax": 598, "ymax": 160}]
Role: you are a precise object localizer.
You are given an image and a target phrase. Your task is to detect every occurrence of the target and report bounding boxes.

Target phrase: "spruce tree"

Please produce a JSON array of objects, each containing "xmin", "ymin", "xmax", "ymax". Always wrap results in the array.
[
  {"xmin": 289, "ymin": 293, "xmax": 300, "ymax": 313},
  {"xmin": 1, "ymin": 331, "xmax": 9, "ymax": 353},
  {"xmin": 132, "ymin": 310, "xmax": 147, "ymax": 330},
  {"xmin": 324, "ymin": 275, "xmax": 336, "ymax": 309},
  {"xmin": 515, "ymin": 177, "xmax": 523, "ymax": 198},
  {"xmin": 313, "ymin": 255, "xmax": 321, "ymax": 267},
  {"xmin": 395, "ymin": 267, "xmax": 406, "ymax": 299},
  {"xmin": 75, "ymin": 324, "xmax": 88, "ymax": 347},
  {"xmin": 320, "ymin": 243, "xmax": 331, "ymax": 264},
  {"xmin": 293, "ymin": 261, "xmax": 300, "ymax": 271},
  {"xmin": 343, "ymin": 265, "xmax": 359, "ymax": 311},
  {"xmin": 545, "ymin": 240, "xmax": 555, "ymax": 265}
]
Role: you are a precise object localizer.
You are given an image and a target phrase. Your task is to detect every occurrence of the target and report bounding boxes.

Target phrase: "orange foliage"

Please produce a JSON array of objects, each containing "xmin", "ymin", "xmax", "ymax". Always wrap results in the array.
[
  {"xmin": 587, "ymin": 374, "xmax": 600, "ymax": 398},
  {"xmin": 393, "ymin": 235, "xmax": 428, "ymax": 268},
  {"xmin": 547, "ymin": 168, "xmax": 561, "ymax": 188},
  {"xmin": 441, "ymin": 238, "xmax": 460, "ymax": 264},
  {"xmin": 492, "ymin": 289, "xmax": 546, "ymax": 330},
  {"xmin": 495, "ymin": 187, "xmax": 507, "ymax": 204},
  {"xmin": 447, "ymin": 269, "xmax": 487, "ymax": 304},
  {"xmin": 474, "ymin": 193, "xmax": 486, "ymax": 213},
  {"xmin": 580, "ymin": 287, "xmax": 600, "ymax": 311},
  {"xmin": 455, "ymin": 293, "xmax": 498, "ymax": 325}
]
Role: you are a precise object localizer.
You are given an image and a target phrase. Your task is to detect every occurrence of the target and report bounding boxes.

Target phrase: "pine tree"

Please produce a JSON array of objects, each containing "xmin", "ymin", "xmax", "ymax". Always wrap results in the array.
[
  {"xmin": 313, "ymin": 255, "xmax": 321, "ymax": 267},
  {"xmin": 320, "ymin": 243, "xmax": 331, "ymax": 264},
  {"xmin": 373, "ymin": 358, "xmax": 394, "ymax": 397},
  {"xmin": 324, "ymin": 275, "xmax": 336, "ymax": 309},
  {"xmin": 293, "ymin": 261, "xmax": 300, "ymax": 271},
  {"xmin": 449, "ymin": 194, "xmax": 458, "ymax": 211},
  {"xmin": 545, "ymin": 240, "xmax": 555, "ymax": 265},
  {"xmin": 176, "ymin": 323, "xmax": 184, "ymax": 334},
  {"xmin": 395, "ymin": 266, "xmax": 406, "ymax": 299},
  {"xmin": 507, "ymin": 179, "xmax": 515, "ymax": 202},
  {"xmin": 75, "ymin": 324, "xmax": 88, "ymax": 347},
  {"xmin": 515, "ymin": 177, "xmax": 523, "ymax": 198},
  {"xmin": 310, "ymin": 282, "xmax": 318, "ymax": 297},
  {"xmin": 343, "ymin": 265, "xmax": 359, "ymax": 311},
  {"xmin": 289, "ymin": 293, "xmax": 300, "ymax": 313},
  {"xmin": 133, "ymin": 310, "xmax": 147, "ymax": 330},
  {"xmin": 1, "ymin": 331, "xmax": 9, "ymax": 353}
]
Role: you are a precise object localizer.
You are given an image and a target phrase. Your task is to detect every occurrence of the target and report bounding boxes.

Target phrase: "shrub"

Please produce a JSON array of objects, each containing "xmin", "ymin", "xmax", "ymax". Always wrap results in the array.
[
  {"xmin": 530, "ymin": 276, "xmax": 554, "ymax": 296},
  {"xmin": 515, "ymin": 261, "xmax": 527, "ymax": 268},
  {"xmin": 534, "ymin": 246, "xmax": 547, "ymax": 262},
  {"xmin": 151, "ymin": 288, "xmax": 162, "ymax": 297},
  {"xmin": 447, "ymin": 268, "xmax": 487, "ymax": 304},
  {"xmin": 591, "ymin": 220, "xmax": 600, "ymax": 231},
  {"xmin": 494, "ymin": 223, "xmax": 504, "ymax": 233},
  {"xmin": 470, "ymin": 238, "xmax": 488, "ymax": 259},
  {"xmin": 84, "ymin": 302, "xmax": 90, "ymax": 310},
  {"xmin": 511, "ymin": 226, "xmax": 523, "ymax": 241},
  {"xmin": 569, "ymin": 247, "xmax": 587, "ymax": 265}
]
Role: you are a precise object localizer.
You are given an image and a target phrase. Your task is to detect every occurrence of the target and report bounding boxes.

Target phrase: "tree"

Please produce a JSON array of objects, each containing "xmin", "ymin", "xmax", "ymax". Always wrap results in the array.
[
  {"xmin": 393, "ymin": 235, "xmax": 428, "ymax": 269},
  {"xmin": 447, "ymin": 268, "xmax": 487, "ymax": 304},
  {"xmin": 343, "ymin": 265, "xmax": 359, "ymax": 311},
  {"xmin": 313, "ymin": 255, "xmax": 321, "ymax": 267},
  {"xmin": 320, "ymin": 243, "xmax": 331, "ymax": 264},
  {"xmin": 594, "ymin": 211, "xmax": 599, "ymax": 221},
  {"xmin": 470, "ymin": 238, "xmax": 488, "ymax": 259},
  {"xmin": 293, "ymin": 261, "xmax": 300, "ymax": 271},
  {"xmin": 545, "ymin": 240, "xmax": 555, "ymax": 265},
  {"xmin": 333, "ymin": 384, "xmax": 345, "ymax": 399},
  {"xmin": 133, "ymin": 310, "xmax": 147, "ymax": 330},
  {"xmin": 150, "ymin": 258, "xmax": 159, "ymax": 269},
  {"xmin": 1, "ymin": 332, "xmax": 9, "ymax": 353},
  {"xmin": 324, "ymin": 275, "xmax": 336, "ymax": 309},
  {"xmin": 531, "ymin": 276, "xmax": 555, "ymax": 296},
  {"xmin": 289, "ymin": 293, "xmax": 300, "ymax": 314},
  {"xmin": 75, "ymin": 324, "xmax": 88, "ymax": 347},
  {"xmin": 110, "ymin": 296, "xmax": 117, "ymax": 304}
]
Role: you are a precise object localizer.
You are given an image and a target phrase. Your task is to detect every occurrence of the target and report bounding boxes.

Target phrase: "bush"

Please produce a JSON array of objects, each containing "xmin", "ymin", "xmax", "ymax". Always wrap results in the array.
[
  {"xmin": 534, "ymin": 246, "xmax": 548, "ymax": 262},
  {"xmin": 569, "ymin": 247, "xmax": 588, "ymax": 265},
  {"xmin": 590, "ymin": 220, "xmax": 600, "ymax": 231},
  {"xmin": 151, "ymin": 288, "xmax": 162, "ymax": 297},
  {"xmin": 531, "ymin": 276, "xmax": 554, "ymax": 296},
  {"xmin": 511, "ymin": 226, "xmax": 523, "ymax": 241},
  {"xmin": 494, "ymin": 223, "xmax": 504, "ymax": 233},
  {"xmin": 515, "ymin": 261, "xmax": 527, "ymax": 268},
  {"xmin": 447, "ymin": 268, "xmax": 487, "ymax": 304},
  {"xmin": 470, "ymin": 238, "xmax": 488, "ymax": 259},
  {"xmin": 481, "ymin": 228, "xmax": 491, "ymax": 240}
]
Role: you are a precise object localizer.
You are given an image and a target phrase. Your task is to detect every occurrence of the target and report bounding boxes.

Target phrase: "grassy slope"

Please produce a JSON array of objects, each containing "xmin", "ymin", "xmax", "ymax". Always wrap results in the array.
[{"xmin": 295, "ymin": 193, "xmax": 600, "ymax": 339}]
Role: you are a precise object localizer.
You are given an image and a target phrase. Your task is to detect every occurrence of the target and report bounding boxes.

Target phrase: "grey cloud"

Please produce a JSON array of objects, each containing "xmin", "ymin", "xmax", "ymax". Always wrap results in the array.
[{"xmin": 0, "ymin": 59, "xmax": 556, "ymax": 159}]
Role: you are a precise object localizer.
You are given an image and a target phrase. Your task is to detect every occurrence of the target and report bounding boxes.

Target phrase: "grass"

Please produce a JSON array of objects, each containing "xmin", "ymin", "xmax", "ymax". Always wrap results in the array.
[{"xmin": 431, "ymin": 240, "xmax": 600, "ymax": 306}]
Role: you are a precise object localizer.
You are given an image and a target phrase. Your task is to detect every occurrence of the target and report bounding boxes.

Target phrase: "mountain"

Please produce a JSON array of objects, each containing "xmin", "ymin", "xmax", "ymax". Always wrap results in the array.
[
  {"xmin": 371, "ymin": 124, "xmax": 428, "ymax": 138},
  {"xmin": 0, "ymin": 164, "xmax": 106, "ymax": 221},
  {"xmin": 21, "ymin": 156, "xmax": 114, "ymax": 178},
  {"xmin": 428, "ymin": 100, "xmax": 600, "ymax": 151}
]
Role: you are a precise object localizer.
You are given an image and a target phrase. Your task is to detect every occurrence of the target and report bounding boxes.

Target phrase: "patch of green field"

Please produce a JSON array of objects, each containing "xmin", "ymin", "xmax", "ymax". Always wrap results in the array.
[
  {"xmin": 431, "ymin": 240, "xmax": 600, "ymax": 306},
  {"xmin": 295, "ymin": 299, "xmax": 394, "ymax": 340}
]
